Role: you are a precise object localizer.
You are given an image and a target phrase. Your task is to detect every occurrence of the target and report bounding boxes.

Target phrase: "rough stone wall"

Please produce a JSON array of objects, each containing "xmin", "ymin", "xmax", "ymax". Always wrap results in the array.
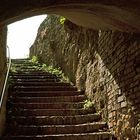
[
  {"xmin": 30, "ymin": 15, "xmax": 140, "ymax": 139},
  {"xmin": 0, "ymin": 25, "xmax": 7, "ymax": 136},
  {"xmin": 98, "ymin": 31, "xmax": 140, "ymax": 139}
]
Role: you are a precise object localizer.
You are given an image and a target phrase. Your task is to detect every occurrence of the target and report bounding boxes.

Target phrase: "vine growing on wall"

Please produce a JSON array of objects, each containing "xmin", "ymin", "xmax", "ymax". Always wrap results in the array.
[{"xmin": 29, "ymin": 56, "xmax": 73, "ymax": 84}]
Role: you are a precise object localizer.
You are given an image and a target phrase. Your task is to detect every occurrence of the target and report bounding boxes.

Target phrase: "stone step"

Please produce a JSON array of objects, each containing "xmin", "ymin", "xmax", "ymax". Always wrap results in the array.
[
  {"xmin": 12, "ymin": 108, "xmax": 95, "ymax": 116},
  {"xmin": 8, "ymin": 122, "xmax": 107, "ymax": 135},
  {"xmin": 13, "ymin": 65, "xmax": 40, "ymax": 68},
  {"xmin": 13, "ymin": 102, "xmax": 84, "ymax": 109},
  {"xmin": 10, "ymin": 72, "xmax": 55, "ymax": 76},
  {"xmin": 12, "ymin": 63, "xmax": 39, "ymax": 67},
  {"xmin": 11, "ymin": 91, "xmax": 81, "ymax": 97},
  {"xmin": 10, "ymin": 113, "xmax": 101, "ymax": 125},
  {"xmin": 12, "ymin": 78, "xmax": 60, "ymax": 82},
  {"xmin": 11, "ymin": 95, "xmax": 86, "ymax": 103},
  {"xmin": 16, "ymin": 67, "xmax": 41, "ymax": 72},
  {"xmin": 11, "ymin": 73, "xmax": 56, "ymax": 77},
  {"xmin": 15, "ymin": 69, "xmax": 42, "ymax": 72},
  {"xmin": 11, "ymin": 75, "xmax": 58, "ymax": 79},
  {"xmin": 5, "ymin": 59, "xmax": 113, "ymax": 140},
  {"xmin": 12, "ymin": 86, "xmax": 77, "ymax": 92},
  {"xmin": 12, "ymin": 69, "xmax": 44, "ymax": 72},
  {"xmin": 11, "ymin": 59, "xmax": 29, "ymax": 63},
  {"xmin": 14, "ymin": 67, "xmax": 42, "ymax": 71},
  {"xmin": 27, "ymin": 70, "xmax": 49, "ymax": 73},
  {"xmin": 3, "ymin": 132, "xmax": 112, "ymax": 140},
  {"xmin": 12, "ymin": 82, "xmax": 71, "ymax": 87},
  {"xmin": 11, "ymin": 63, "xmax": 31, "ymax": 66},
  {"xmin": 11, "ymin": 64, "xmax": 41, "ymax": 68}
]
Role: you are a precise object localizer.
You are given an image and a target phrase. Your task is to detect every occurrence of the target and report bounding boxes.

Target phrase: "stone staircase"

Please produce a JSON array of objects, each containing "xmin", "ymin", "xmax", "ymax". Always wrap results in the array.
[{"xmin": 2, "ymin": 59, "xmax": 113, "ymax": 140}]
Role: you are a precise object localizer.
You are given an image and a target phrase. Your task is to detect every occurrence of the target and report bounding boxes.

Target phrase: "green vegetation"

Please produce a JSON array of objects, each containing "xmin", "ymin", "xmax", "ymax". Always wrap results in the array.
[
  {"xmin": 29, "ymin": 56, "xmax": 73, "ymax": 84},
  {"xmin": 7, "ymin": 76, "xmax": 14, "ymax": 88},
  {"xmin": 9, "ymin": 65, "xmax": 17, "ymax": 73},
  {"xmin": 41, "ymin": 64, "xmax": 72, "ymax": 84},
  {"xmin": 83, "ymin": 99, "xmax": 95, "ymax": 110},
  {"xmin": 9, "ymin": 56, "xmax": 73, "ymax": 85},
  {"xmin": 29, "ymin": 55, "xmax": 38, "ymax": 64},
  {"xmin": 42, "ymin": 64, "xmax": 62, "ymax": 76},
  {"xmin": 59, "ymin": 16, "xmax": 66, "ymax": 24}
]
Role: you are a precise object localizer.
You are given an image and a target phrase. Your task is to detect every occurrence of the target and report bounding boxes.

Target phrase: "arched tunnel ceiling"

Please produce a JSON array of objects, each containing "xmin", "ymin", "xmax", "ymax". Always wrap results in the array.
[{"xmin": 0, "ymin": 0, "xmax": 140, "ymax": 32}]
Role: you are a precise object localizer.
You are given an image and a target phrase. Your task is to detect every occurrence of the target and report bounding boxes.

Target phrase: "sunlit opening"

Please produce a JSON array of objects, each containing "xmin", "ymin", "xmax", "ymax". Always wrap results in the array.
[{"xmin": 7, "ymin": 15, "xmax": 47, "ymax": 59}]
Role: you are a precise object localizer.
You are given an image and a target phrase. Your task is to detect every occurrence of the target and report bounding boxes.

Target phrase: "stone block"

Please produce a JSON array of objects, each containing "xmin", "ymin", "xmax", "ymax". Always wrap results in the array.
[
  {"xmin": 121, "ymin": 101, "xmax": 127, "ymax": 108},
  {"xmin": 118, "ymin": 95, "xmax": 124, "ymax": 103},
  {"xmin": 109, "ymin": 112, "xmax": 113, "ymax": 119}
]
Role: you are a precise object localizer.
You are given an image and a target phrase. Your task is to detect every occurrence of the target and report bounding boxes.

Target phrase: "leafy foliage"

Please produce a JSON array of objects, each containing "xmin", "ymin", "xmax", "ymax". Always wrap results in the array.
[
  {"xmin": 27, "ymin": 56, "xmax": 72, "ymax": 84},
  {"xmin": 41, "ymin": 64, "xmax": 72, "ymax": 84},
  {"xmin": 9, "ymin": 56, "xmax": 73, "ymax": 85},
  {"xmin": 59, "ymin": 16, "xmax": 66, "ymax": 24},
  {"xmin": 9, "ymin": 65, "xmax": 17, "ymax": 73},
  {"xmin": 83, "ymin": 99, "xmax": 95, "ymax": 110},
  {"xmin": 29, "ymin": 56, "xmax": 38, "ymax": 64}
]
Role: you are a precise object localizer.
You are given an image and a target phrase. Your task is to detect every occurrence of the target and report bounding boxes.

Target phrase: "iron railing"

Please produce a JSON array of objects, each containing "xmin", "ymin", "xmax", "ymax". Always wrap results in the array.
[{"xmin": 0, "ymin": 46, "xmax": 11, "ymax": 112}]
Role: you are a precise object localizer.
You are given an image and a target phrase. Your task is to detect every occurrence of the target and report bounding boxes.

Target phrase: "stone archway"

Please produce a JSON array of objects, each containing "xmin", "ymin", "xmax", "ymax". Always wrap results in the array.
[
  {"xmin": 0, "ymin": 0, "xmax": 140, "ymax": 138},
  {"xmin": 0, "ymin": 0, "xmax": 140, "ymax": 32}
]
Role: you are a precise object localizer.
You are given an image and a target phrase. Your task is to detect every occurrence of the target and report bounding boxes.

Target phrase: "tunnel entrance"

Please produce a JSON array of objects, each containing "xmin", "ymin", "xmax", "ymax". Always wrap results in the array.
[{"xmin": 0, "ymin": 1, "xmax": 140, "ymax": 139}]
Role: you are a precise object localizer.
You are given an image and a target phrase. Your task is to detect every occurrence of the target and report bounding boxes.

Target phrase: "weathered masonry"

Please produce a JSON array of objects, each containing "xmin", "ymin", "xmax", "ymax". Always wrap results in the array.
[
  {"xmin": 30, "ymin": 15, "xmax": 140, "ymax": 139},
  {"xmin": 0, "ymin": 0, "xmax": 140, "ymax": 139}
]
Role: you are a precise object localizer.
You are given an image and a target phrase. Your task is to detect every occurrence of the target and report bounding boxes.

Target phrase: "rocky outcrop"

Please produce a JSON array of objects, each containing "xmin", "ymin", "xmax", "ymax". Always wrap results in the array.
[{"xmin": 30, "ymin": 15, "xmax": 140, "ymax": 139}]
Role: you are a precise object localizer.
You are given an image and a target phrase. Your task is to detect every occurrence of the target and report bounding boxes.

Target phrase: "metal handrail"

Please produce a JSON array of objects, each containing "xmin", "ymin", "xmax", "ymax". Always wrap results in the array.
[{"xmin": 0, "ymin": 46, "xmax": 11, "ymax": 112}]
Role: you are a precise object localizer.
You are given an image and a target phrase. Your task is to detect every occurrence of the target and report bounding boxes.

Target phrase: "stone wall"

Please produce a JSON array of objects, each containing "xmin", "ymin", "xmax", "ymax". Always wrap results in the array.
[
  {"xmin": 97, "ymin": 31, "xmax": 140, "ymax": 139},
  {"xmin": 30, "ymin": 15, "xmax": 140, "ymax": 139},
  {"xmin": 0, "ymin": 25, "xmax": 7, "ymax": 136}
]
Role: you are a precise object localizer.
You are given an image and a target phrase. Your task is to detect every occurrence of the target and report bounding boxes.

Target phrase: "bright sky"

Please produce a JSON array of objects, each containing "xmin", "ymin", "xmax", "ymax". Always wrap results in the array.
[{"xmin": 7, "ymin": 15, "xmax": 47, "ymax": 59}]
